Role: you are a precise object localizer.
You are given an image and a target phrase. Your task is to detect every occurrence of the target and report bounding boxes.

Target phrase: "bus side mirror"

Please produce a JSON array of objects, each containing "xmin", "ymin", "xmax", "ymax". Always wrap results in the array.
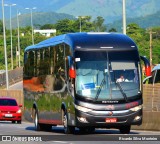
[
  {"xmin": 140, "ymin": 56, "xmax": 151, "ymax": 76},
  {"xmin": 66, "ymin": 56, "xmax": 76, "ymax": 79},
  {"xmin": 69, "ymin": 67, "xmax": 76, "ymax": 78}
]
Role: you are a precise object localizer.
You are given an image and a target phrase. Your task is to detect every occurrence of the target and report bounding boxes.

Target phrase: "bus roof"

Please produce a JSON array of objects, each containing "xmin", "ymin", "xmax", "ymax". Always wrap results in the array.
[{"xmin": 25, "ymin": 32, "xmax": 137, "ymax": 52}]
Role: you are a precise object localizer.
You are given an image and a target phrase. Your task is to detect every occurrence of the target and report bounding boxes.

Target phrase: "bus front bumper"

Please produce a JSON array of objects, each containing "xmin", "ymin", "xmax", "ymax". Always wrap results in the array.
[{"xmin": 75, "ymin": 109, "xmax": 142, "ymax": 128}]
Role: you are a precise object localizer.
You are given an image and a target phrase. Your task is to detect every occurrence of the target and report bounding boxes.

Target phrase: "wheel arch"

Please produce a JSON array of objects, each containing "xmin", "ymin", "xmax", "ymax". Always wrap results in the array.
[
  {"xmin": 32, "ymin": 101, "xmax": 38, "ymax": 120},
  {"xmin": 61, "ymin": 102, "xmax": 67, "ymax": 113}
]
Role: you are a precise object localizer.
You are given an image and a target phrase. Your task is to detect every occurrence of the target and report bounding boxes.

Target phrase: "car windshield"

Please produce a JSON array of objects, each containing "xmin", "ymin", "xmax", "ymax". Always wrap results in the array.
[
  {"xmin": 75, "ymin": 51, "xmax": 140, "ymax": 101},
  {"xmin": 0, "ymin": 99, "xmax": 18, "ymax": 106}
]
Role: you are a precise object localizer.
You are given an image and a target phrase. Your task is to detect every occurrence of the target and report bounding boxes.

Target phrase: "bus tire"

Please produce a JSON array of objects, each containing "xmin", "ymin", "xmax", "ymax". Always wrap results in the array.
[
  {"xmin": 62, "ymin": 110, "xmax": 75, "ymax": 134},
  {"xmin": 34, "ymin": 111, "xmax": 41, "ymax": 131},
  {"xmin": 119, "ymin": 125, "xmax": 131, "ymax": 134}
]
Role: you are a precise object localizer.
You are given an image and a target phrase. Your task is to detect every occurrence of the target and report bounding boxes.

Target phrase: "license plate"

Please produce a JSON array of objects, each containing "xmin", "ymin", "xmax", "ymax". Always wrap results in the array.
[
  {"xmin": 105, "ymin": 118, "xmax": 117, "ymax": 123},
  {"xmin": 5, "ymin": 114, "xmax": 13, "ymax": 117}
]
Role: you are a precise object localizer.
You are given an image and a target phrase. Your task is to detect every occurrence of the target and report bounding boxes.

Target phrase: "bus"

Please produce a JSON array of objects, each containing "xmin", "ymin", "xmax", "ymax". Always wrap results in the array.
[{"xmin": 23, "ymin": 32, "xmax": 151, "ymax": 134}]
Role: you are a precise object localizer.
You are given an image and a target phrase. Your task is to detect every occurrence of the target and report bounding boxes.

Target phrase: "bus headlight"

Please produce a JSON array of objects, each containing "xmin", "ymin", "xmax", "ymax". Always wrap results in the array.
[
  {"xmin": 75, "ymin": 104, "xmax": 92, "ymax": 112},
  {"xmin": 130, "ymin": 105, "xmax": 142, "ymax": 112}
]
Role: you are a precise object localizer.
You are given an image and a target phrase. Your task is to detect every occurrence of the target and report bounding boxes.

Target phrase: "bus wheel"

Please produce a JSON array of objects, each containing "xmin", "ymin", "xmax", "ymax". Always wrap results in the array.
[
  {"xmin": 34, "ymin": 111, "xmax": 41, "ymax": 131},
  {"xmin": 62, "ymin": 110, "xmax": 75, "ymax": 134},
  {"xmin": 119, "ymin": 125, "xmax": 131, "ymax": 134}
]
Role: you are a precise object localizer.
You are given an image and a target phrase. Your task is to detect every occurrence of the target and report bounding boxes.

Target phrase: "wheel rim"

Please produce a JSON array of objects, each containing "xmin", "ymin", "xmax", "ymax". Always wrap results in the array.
[
  {"xmin": 35, "ymin": 113, "xmax": 38, "ymax": 129},
  {"xmin": 63, "ymin": 114, "xmax": 67, "ymax": 130}
]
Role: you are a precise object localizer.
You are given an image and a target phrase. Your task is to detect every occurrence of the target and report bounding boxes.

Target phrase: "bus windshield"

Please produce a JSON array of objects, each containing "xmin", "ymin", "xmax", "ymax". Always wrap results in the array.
[{"xmin": 75, "ymin": 50, "xmax": 140, "ymax": 101}]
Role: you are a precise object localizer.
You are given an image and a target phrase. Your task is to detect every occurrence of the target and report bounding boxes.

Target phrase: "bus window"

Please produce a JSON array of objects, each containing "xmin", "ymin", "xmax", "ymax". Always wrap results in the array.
[
  {"xmin": 154, "ymin": 70, "xmax": 160, "ymax": 83},
  {"xmin": 39, "ymin": 49, "xmax": 44, "ymax": 75},
  {"xmin": 28, "ymin": 51, "xmax": 35, "ymax": 76},
  {"xmin": 44, "ymin": 48, "xmax": 50, "ymax": 75},
  {"xmin": 36, "ymin": 50, "xmax": 40, "ymax": 76},
  {"xmin": 53, "ymin": 45, "xmax": 65, "ymax": 91}
]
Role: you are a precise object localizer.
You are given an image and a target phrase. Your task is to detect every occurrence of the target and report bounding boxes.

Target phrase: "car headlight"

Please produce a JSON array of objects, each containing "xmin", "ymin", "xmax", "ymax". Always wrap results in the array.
[
  {"xmin": 130, "ymin": 105, "xmax": 142, "ymax": 112},
  {"xmin": 16, "ymin": 109, "xmax": 22, "ymax": 113},
  {"xmin": 75, "ymin": 104, "xmax": 92, "ymax": 112}
]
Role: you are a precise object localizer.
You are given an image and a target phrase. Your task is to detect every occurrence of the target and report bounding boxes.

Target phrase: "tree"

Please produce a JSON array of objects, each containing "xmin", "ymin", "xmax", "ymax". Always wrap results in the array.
[
  {"xmin": 109, "ymin": 28, "xmax": 117, "ymax": 32},
  {"xmin": 127, "ymin": 23, "xmax": 145, "ymax": 44},
  {"xmin": 70, "ymin": 16, "xmax": 93, "ymax": 32},
  {"xmin": 93, "ymin": 16, "xmax": 106, "ymax": 32},
  {"xmin": 55, "ymin": 19, "xmax": 75, "ymax": 35},
  {"xmin": 0, "ymin": 20, "xmax": 3, "ymax": 35},
  {"xmin": 40, "ymin": 24, "xmax": 55, "ymax": 29}
]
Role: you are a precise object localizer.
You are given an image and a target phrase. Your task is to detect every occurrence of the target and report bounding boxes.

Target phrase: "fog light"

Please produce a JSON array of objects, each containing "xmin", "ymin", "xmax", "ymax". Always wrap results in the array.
[
  {"xmin": 77, "ymin": 117, "xmax": 88, "ymax": 123},
  {"xmin": 134, "ymin": 116, "xmax": 141, "ymax": 121}
]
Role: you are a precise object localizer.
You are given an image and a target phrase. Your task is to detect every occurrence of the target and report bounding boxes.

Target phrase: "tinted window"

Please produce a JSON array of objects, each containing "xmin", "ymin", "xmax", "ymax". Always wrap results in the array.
[
  {"xmin": 75, "ymin": 51, "xmax": 140, "ymax": 101},
  {"xmin": 155, "ymin": 70, "xmax": 160, "ymax": 83},
  {"xmin": 0, "ymin": 99, "xmax": 17, "ymax": 106}
]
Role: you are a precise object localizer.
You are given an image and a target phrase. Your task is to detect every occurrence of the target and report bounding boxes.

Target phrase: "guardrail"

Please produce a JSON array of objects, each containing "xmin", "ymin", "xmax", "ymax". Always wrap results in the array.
[
  {"xmin": 0, "ymin": 90, "xmax": 23, "ymax": 106},
  {"xmin": 0, "ymin": 67, "xmax": 23, "ymax": 87},
  {"xmin": 132, "ymin": 84, "xmax": 160, "ymax": 131},
  {"xmin": 143, "ymin": 84, "xmax": 160, "ymax": 112}
]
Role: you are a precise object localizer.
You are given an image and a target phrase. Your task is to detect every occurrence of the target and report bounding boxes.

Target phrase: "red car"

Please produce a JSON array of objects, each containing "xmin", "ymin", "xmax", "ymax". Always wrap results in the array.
[{"xmin": 0, "ymin": 97, "xmax": 22, "ymax": 124}]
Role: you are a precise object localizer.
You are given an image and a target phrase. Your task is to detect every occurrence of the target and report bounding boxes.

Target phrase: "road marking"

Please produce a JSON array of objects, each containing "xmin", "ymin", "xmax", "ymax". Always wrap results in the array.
[
  {"xmin": 132, "ymin": 129, "xmax": 160, "ymax": 134},
  {"xmin": 53, "ymin": 141, "xmax": 68, "ymax": 144}
]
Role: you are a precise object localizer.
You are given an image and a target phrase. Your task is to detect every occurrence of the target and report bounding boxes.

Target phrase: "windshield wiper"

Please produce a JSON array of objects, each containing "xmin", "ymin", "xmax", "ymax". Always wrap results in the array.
[
  {"xmin": 95, "ymin": 77, "xmax": 106, "ymax": 101},
  {"xmin": 116, "ymin": 81, "xmax": 128, "ymax": 102}
]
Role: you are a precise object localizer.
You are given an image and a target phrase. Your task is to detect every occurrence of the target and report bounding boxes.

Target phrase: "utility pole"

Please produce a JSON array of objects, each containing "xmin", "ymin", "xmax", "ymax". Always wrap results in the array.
[
  {"xmin": 122, "ymin": 0, "xmax": 126, "ymax": 34},
  {"xmin": 4, "ymin": 3, "xmax": 16, "ymax": 70},
  {"xmin": 147, "ymin": 29, "xmax": 156, "ymax": 68},
  {"xmin": 2, "ymin": 0, "xmax": 9, "ymax": 89},
  {"xmin": 76, "ymin": 16, "xmax": 87, "ymax": 32},
  {"xmin": 25, "ymin": 7, "xmax": 37, "ymax": 45},
  {"xmin": 17, "ymin": 10, "xmax": 21, "ymax": 67}
]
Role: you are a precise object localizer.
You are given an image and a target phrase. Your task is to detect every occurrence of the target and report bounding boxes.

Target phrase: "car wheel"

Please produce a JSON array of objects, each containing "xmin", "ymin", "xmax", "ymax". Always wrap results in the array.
[
  {"xmin": 17, "ymin": 120, "xmax": 21, "ymax": 124},
  {"xmin": 62, "ymin": 110, "xmax": 74, "ymax": 134},
  {"xmin": 120, "ymin": 125, "xmax": 131, "ymax": 134}
]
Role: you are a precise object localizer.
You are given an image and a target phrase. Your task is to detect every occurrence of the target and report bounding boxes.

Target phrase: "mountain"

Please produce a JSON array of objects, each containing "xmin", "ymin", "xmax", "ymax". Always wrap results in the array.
[
  {"xmin": 7, "ymin": 10, "xmax": 160, "ymax": 31},
  {"xmin": 107, "ymin": 10, "xmax": 160, "ymax": 32},
  {"xmin": 6, "ymin": 12, "xmax": 75, "ymax": 29},
  {"xmin": 56, "ymin": 0, "xmax": 160, "ymax": 23},
  {"xmin": 1, "ymin": 0, "xmax": 160, "ymax": 23}
]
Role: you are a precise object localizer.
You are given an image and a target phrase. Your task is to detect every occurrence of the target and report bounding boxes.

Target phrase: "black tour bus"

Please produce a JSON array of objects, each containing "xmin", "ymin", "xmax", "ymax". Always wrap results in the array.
[{"xmin": 23, "ymin": 32, "xmax": 151, "ymax": 134}]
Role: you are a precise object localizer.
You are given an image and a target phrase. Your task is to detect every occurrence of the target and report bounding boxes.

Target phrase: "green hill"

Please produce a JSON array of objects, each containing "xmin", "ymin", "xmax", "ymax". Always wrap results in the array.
[
  {"xmin": 57, "ymin": 0, "xmax": 160, "ymax": 23},
  {"xmin": 107, "ymin": 11, "xmax": 160, "ymax": 32},
  {"xmin": 3, "ymin": 0, "xmax": 160, "ymax": 27},
  {"xmin": 6, "ymin": 12, "xmax": 75, "ymax": 29}
]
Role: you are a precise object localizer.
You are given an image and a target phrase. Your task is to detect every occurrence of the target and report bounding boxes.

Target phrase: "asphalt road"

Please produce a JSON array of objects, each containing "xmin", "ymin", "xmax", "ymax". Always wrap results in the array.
[
  {"xmin": 9, "ymin": 81, "xmax": 23, "ymax": 90},
  {"xmin": 0, "ymin": 121, "xmax": 160, "ymax": 144},
  {"xmin": 6, "ymin": 81, "xmax": 160, "ymax": 143}
]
